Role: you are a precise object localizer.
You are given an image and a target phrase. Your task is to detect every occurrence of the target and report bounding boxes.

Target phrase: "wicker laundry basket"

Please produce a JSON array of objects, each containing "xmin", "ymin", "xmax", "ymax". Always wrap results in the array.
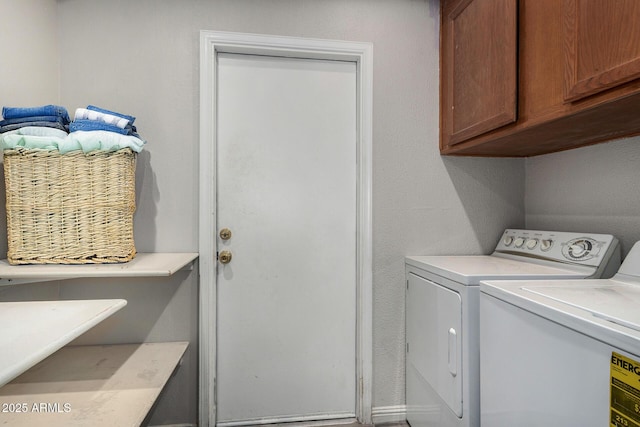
[{"xmin": 3, "ymin": 147, "xmax": 137, "ymax": 265}]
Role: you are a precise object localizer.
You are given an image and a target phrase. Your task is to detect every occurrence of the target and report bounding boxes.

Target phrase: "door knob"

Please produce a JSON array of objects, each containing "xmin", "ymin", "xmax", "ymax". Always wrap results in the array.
[
  {"xmin": 219, "ymin": 228, "xmax": 232, "ymax": 240},
  {"xmin": 219, "ymin": 250, "xmax": 233, "ymax": 264}
]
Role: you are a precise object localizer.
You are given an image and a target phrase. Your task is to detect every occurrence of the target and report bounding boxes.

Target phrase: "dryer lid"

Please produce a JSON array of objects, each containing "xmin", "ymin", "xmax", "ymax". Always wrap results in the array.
[{"xmin": 405, "ymin": 255, "xmax": 592, "ymax": 286}]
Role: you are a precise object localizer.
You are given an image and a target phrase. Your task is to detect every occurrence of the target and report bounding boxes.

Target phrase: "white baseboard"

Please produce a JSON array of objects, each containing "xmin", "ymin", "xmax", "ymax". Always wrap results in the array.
[
  {"xmin": 217, "ymin": 413, "xmax": 355, "ymax": 427},
  {"xmin": 371, "ymin": 405, "xmax": 407, "ymax": 424},
  {"xmin": 154, "ymin": 408, "xmax": 405, "ymax": 427},
  {"xmin": 149, "ymin": 424, "xmax": 197, "ymax": 427}
]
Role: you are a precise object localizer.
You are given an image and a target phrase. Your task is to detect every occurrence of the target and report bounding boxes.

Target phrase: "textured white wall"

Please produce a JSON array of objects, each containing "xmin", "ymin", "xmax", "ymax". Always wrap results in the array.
[
  {"xmin": 0, "ymin": 0, "xmax": 59, "ymax": 259},
  {"xmin": 0, "ymin": 0, "xmax": 59, "ymax": 106},
  {"xmin": 0, "ymin": 1, "xmax": 63, "ymax": 301},
  {"xmin": 526, "ymin": 136, "xmax": 640, "ymax": 259},
  {"xmin": 0, "ymin": 0, "xmax": 526, "ymax": 424}
]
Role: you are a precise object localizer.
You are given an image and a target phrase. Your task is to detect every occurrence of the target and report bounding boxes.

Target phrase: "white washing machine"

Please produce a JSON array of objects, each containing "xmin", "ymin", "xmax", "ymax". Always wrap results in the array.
[
  {"xmin": 405, "ymin": 229, "xmax": 621, "ymax": 427},
  {"xmin": 480, "ymin": 241, "xmax": 640, "ymax": 427}
]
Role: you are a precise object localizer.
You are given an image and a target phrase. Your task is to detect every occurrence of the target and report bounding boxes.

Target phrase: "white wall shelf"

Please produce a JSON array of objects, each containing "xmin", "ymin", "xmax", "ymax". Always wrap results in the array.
[
  {"xmin": 0, "ymin": 254, "xmax": 197, "ymax": 422},
  {"xmin": 0, "ymin": 342, "xmax": 189, "ymax": 426},
  {"xmin": 0, "ymin": 252, "xmax": 199, "ymax": 286},
  {"xmin": 0, "ymin": 299, "xmax": 127, "ymax": 387}
]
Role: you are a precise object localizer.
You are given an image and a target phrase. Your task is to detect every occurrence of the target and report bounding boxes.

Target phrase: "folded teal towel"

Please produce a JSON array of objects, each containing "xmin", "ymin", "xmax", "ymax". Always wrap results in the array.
[
  {"xmin": 0, "ymin": 128, "xmax": 146, "ymax": 154},
  {"xmin": 1, "ymin": 126, "xmax": 68, "ymax": 139}
]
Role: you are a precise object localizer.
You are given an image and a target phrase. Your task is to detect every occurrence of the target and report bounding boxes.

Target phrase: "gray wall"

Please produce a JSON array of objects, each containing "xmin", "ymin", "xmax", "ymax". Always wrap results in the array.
[
  {"xmin": 0, "ymin": 1, "xmax": 199, "ymax": 426},
  {"xmin": 0, "ymin": 0, "xmax": 59, "ymax": 260},
  {"xmin": 0, "ymin": 2, "xmax": 63, "ymax": 298},
  {"xmin": 0, "ymin": 0, "xmax": 59, "ymax": 106},
  {"xmin": 3, "ymin": 0, "xmax": 526, "ymax": 424},
  {"xmin": 526, "ymin": 137, "xmax": 640, "ymax": 259}
]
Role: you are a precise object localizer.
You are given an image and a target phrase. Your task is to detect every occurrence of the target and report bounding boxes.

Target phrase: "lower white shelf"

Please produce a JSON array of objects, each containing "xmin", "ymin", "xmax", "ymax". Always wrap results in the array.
[
  {"xmin": 0, "ymin": 299, "xmax": 127, "ymax": 388},
  {"xmin": 0, "ymin": 342, "xmax": 189, "ymax": 426}
]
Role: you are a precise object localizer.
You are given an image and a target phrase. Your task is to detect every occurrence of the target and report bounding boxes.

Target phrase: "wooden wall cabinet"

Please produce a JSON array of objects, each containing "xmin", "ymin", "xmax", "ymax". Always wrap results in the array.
[
  {"xmin": 442, "ymin": 0, "xmax": 517, "ymax": 146},
  {"xmin": 441, "ymin": 0, "xmax": 640, "ymax": 157}
]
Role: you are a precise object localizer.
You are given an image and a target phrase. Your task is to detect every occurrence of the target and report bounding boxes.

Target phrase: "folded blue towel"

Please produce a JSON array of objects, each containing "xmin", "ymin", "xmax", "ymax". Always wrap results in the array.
[
  {"xmin": 2, "ymin": 105, "xmax": 70, "ymax": 123},
  {"xmin": 0, "ymin": 115, "xmax": 67, "ymax": 127},
  {"xmin": 0, "ymin": 121, "xmax": 68, "ymax": 134}
]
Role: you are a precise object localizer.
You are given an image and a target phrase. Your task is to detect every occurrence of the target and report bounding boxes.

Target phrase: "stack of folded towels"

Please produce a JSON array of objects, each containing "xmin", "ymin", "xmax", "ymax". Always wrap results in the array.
[
  {"xmin": 70, "ymin": 105, "xmax": 140, "ymax": 137},
  {"xmin": 0, "ymin": 105, "xmax": 70, "ymax": 133},
  {"xmin": 0, "ymin": 104, "xmax": 146, "ymax": 154}
]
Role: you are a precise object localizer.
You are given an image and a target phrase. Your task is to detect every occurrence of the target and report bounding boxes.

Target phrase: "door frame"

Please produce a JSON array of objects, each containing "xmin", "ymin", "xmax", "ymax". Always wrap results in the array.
[{"xmin": 199, "ymin": 31, "xmax": 373, "ymax": 427}]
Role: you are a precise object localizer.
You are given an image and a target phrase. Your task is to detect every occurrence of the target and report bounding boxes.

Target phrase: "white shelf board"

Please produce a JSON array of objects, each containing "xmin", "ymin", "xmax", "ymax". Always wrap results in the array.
[
  {"xmin": 0, "ymin": 342, "xmax": 188, "ymax": 426},
  {"xmin": 0, "ymin": 299, "xmax": 127, "ymax": 387},
  {"xmin": 0, "ymin": 252, "xmax": 199, "ymax": 285}
]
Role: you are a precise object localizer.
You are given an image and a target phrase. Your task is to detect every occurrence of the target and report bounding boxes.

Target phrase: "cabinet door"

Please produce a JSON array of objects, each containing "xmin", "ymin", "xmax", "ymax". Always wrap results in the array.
[
  {"xmin": 441, "ymin": 0, "xmax": 518, "ymax": 147},
  {"xmin": 564, "ymin": 0, "xmax": 640, "ymax": 102}
]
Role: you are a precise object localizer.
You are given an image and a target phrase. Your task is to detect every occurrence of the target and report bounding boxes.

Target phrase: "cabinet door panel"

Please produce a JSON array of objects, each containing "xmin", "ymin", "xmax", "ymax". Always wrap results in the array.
[
  {"xmin": 442, "ymin": 0, "xmax": 517, "ymax": 146},
  {"xmin": 564, "ymin": 0, "xmax": 640, "ymax": 102}
]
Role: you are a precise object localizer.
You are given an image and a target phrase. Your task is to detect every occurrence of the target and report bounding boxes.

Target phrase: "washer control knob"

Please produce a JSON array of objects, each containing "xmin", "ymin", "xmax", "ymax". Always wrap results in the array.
[
  {"xmin": 526, "ymin": 239, "xmax": 538, "ymax": 250},
  {"xmin": 570, "ymin": 241, "xmax": 591, "ymax": 257},
  {"xmin": 564, "ymin": 238, "xmax": 595, "ymax": 260},
  {"xmin": 503, "ymin": 236, "xmax": 514, "ymax": 246},
  {"xmin": 540, "ymin": 239, "xmax": 553, "ymax": 251},
  {"xmin": 514, "ymin": 237, "xmax": 525, "ymax": 248},
  {"xmin": 571, "ymin": 245, "xmax": 585, "ymax": 257}
]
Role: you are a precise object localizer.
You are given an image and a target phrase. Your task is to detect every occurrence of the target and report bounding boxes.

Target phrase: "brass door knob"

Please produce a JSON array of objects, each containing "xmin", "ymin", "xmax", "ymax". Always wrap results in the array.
[
  {"xmin": 219, "ymin": 228, "xmax": 232, "ymax": 240},
  {"xmin": 219, "ymin": 250, "xmax": 232, "ymax": 264}
]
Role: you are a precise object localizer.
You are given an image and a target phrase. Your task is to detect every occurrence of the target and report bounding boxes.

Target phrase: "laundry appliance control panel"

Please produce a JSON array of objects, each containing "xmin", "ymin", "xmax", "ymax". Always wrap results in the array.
[{"xmin": 494, "ymin": 229, "xmax": 618, "ymax": 267}]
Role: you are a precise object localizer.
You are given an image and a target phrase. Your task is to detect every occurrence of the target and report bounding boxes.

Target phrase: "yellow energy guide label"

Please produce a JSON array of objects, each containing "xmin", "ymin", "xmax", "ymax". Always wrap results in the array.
[{"xmin": 611, "ymin": 352, "xmax": 640, "ymax": 427}]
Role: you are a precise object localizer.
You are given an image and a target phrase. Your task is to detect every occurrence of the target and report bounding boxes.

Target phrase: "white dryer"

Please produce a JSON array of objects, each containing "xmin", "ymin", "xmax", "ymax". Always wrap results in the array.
[
  {"xmin": 406, "ymin": 229, "xmax": 621, "ymax": 427},
  {"xmin": 480, "ymin": 241, "xmax": 640, "ymax": 427}
]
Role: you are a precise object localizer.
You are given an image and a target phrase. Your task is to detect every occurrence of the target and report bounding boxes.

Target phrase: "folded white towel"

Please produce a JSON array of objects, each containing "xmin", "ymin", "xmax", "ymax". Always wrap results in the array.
[{"xmin": 74, "ymin": 108, "xmax": 130, "ymax": 129}]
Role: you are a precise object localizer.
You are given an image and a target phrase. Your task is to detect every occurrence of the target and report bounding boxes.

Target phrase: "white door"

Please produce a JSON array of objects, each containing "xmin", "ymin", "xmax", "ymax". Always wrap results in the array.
[{"xmin": 216, "ymin": 53, "xmax": 357, "ymax": 426}]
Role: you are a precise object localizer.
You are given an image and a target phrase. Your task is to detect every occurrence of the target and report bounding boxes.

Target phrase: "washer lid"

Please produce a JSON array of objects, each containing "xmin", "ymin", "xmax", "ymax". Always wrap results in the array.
[
  {"xmin": 481, "ymin": 279, "xmax": 640, "ymax": 355},
  {"xmin": 523, "ymin": 282, "xmax": 640, "ymax": 332},
  {"xmin": 405, "ymin": 255, "xmax": 593, "ymax": 286}
]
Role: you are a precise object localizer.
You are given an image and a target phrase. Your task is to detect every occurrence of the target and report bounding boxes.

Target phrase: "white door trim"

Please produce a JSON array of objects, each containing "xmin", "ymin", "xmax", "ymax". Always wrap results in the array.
[{"xmin": 199, "ymin": 31, "xmax": 373, "ymax": 427}]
